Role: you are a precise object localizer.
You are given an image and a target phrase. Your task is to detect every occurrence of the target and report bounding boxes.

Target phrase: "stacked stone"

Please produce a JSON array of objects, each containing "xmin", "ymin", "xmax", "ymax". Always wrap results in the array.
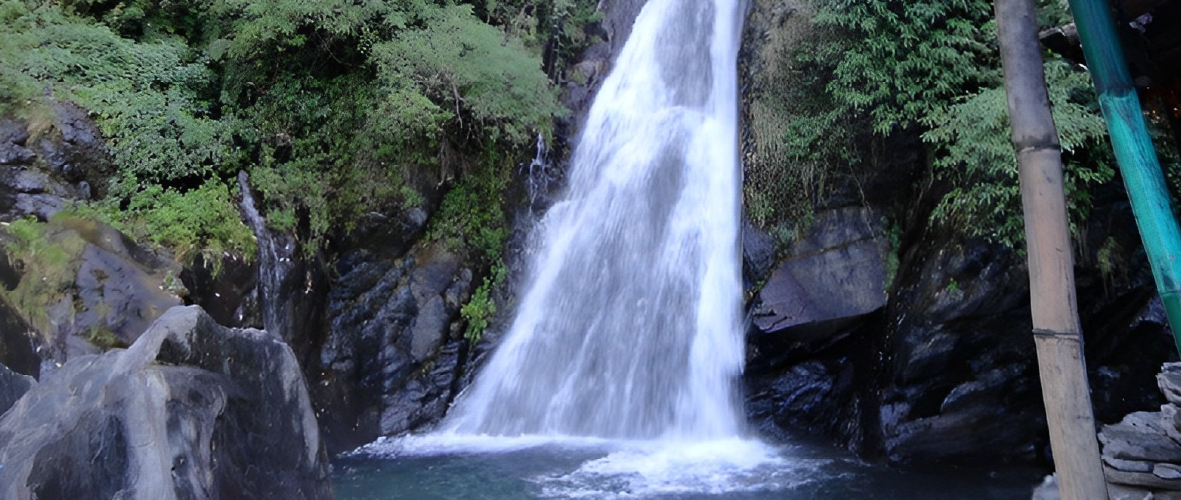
[{"xmin": 1099, "ymin": 363, "xmax": 1181, "ymax": 499}]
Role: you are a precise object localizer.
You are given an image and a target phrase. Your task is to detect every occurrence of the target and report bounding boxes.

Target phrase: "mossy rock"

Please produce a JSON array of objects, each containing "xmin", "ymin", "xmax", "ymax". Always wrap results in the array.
[{"xmin": 0, "ymin": 214, "xmax": 182, "ymax": 364}]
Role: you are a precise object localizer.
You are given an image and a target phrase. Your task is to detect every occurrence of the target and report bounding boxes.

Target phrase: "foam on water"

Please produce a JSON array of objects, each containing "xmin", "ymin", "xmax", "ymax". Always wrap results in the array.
[
  {"xmin": 349, "ymin": 435, "xmax": 827, "ymax": 499},
  {"xmin": 535, "ymin": 439, "xmax": 826, "ymax": 499}
]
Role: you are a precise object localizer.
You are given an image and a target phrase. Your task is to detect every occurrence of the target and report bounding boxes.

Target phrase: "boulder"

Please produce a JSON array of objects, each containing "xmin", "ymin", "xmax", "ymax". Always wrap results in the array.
[
  {"xmin": 0, "ymin": 306, "xmax": 333, "ymax": 500},
  {"xmin": 750, "ymin": 207, "xmax": 888, "ymax": 341},
  {"xmin": 0, "ymin": 363, "xmax": 33, "ymax": 416},
  {"xmin": 1, "ymin": 214, "xmax": 182, "ymax": 369}
]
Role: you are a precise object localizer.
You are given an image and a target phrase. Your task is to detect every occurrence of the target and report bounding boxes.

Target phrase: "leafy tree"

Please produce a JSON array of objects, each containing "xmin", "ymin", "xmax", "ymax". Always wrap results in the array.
[
  {"xmin": 764, "ymin": 0, "xmax": 1113, "ymax": 247},
  {"xmin": 0, "ymin": 0, "xmax": 585, "ymax": 264}
]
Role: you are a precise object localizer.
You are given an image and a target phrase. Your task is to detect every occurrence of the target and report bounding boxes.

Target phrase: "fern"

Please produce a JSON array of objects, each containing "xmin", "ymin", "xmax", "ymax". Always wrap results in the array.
[{"xmin": 924, "ymin": 59, "xmax": 1112, "ymax": 245}]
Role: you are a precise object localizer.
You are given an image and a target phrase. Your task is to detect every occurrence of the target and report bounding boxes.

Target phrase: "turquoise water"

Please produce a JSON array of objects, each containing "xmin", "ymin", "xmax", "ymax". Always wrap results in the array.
[{"xmin": 332, "ymin": 436, "xmax": 1043, "ymax": 499}]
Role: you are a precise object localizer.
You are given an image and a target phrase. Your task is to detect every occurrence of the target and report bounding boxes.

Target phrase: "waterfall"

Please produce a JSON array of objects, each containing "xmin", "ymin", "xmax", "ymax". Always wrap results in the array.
[
  {"xmin": 237, "ymin": 170, "xmax": 294, "ymax": 336},
  {"xmin": 444, "ymin": 0, "xmax": 747, "ymax": 440}
]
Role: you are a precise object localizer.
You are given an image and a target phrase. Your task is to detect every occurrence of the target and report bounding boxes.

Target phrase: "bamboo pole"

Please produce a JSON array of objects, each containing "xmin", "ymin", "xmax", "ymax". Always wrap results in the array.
[
  {"xmin": 1066, "ymin": 0, "xmax": 1181, "ymax": 355},
  {"xmin": 994, "ymin": 0, "xmax": 1108, "ymax": 498}
]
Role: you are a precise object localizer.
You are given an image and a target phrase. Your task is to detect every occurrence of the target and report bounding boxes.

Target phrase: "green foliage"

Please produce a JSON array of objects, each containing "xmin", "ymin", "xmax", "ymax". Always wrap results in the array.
[
  {"xmin": 461, "ymin": 261, "xmax": 506, "ymax": 344},
  {"xmin": 0, "ymin": 0, "xmax": 234, "ymax": 182},
  {"xmin": 371, "ymin": 3, "xmax": 565, "ymax": 144},
  {"xmin": 86, "ymin": 324, "xmax": 126, "ymax": 350},
  {"xmin": 470, "ymin": 0, "xmax": 602, "ymax": 75},
  {"xmin": 744, "ymin": 6, "xmax": 859, "ymax": 231},
  {"xmin": 1097, "ymin": 236, "xmax": 1123, "ymax": 283},
  {"xmin": 0, "ymin": 216, "xmax": 87, "ymax": 335},
  {"xmin": 765, "ymin": 0, "xmax": 1112, "ymax": 248},
  {"xmin": 812, "ymin": 0, "xmax": 999, "ymax": 134},
  {"xmin": 104, "ymin": 177, "xmax": 258, "ymax": 263},
  {"xmin": 427, "ymin": 148, "xmax": 510, "ymax": 262},
  {"xmin": 924, "ymin": 59, "xmax": 1112, "ymax": 245},
  {"xmin": 0, "ymin": 0, "xmax": 571, "ymax": 263}
]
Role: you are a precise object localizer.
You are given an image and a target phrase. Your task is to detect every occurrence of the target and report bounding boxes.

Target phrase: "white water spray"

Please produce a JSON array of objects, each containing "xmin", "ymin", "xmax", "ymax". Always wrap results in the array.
[{"xmin": 442, "ymin": 0, "xmax": 748, "ymax": 440}]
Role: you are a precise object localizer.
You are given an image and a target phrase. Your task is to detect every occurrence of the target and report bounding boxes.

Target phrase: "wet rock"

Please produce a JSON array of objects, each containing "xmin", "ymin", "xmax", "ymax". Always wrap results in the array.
[
  {"xmin": 74, "ymin": 243, "xmax": 180, "ymax": 344},
  {"xmin": 1, "ymin": 215, "xmax": 182, "ymax": 369},
  {"xmin": 0, "ymin": 363, "xmax": 33, "ymax": 416},
  {"xmin": 561, "ymin": 0, "xmax": 648, "ymax": 132},
  {"xmin": 742, "ymin": 219, "xmax": 777, "ymax": 289},
  {"xmin": 0, "ymin": 306, "xmax": 333, "ymax": 500},
  {"xmin": 750, "ymin": 207, "xmax": 888, "ymax": 341},
  {"xmin": 745, "ymin": 359, "xmax": 852, "ymax": 439},
  {"xmin": 882, "ymin": 402, "xmax": 1038, "ymax": 462},
  {"xmin": 0, "ymin": 297, "xmax": 38, "ymax": 378},
  {"xmin": 178, "ymin": 252, "xmax": 258, "ymax": 328},
  {"xmin": 312, "ymin": 245, "xmax": 473, "ymax": 452}
]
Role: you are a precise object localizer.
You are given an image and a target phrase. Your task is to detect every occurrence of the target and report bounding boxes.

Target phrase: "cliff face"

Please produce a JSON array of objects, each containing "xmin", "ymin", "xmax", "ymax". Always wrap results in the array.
[
  {"xmin": 739, "ymin": 0, "xmax": 1177, "ymax": 463},
  {"xmin": 0, "ymin": 0, "xmax": 1175, "ymax": 469}
]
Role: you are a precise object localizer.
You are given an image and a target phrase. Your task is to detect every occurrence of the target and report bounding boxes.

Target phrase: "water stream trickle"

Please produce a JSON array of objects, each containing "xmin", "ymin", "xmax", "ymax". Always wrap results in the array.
[
  {"xmin": 237, "ymin": 170, "xmax": 294, "ymax": 336},
  {"xmin": 442, "ymin": 0, "xmax": 747, "ymax": 441}
]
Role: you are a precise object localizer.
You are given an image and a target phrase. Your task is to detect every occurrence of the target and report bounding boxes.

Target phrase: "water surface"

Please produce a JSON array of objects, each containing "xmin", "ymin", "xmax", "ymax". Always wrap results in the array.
[{"xmin": 333, "ymin": 436, "xmax": 1043, "ymax": 499}]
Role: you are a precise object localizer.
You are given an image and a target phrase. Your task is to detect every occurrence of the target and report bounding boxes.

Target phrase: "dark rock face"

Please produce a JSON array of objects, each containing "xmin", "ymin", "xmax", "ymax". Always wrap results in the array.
[
  {"xmin": 874, "ymin": 237, "xmax": 1045, "ymax": 462},
  {"xmin": 0, "ymin": 297, "xmax": 38, "ymax": 378},
  {"xmin": 0, "ymin": 105, "xmax": 111, "ymax": 222},
  {"xmin": 178, "ymin": 252, "xmax": 260, "ymax": 328},
  {"xmin": 738, "ymin": 0, "xmax": 1176, "ymax": 466},
  {"xmin": 561, "ymin": 0, "xmax": 650, "ymax": 134},
  {"xmin": 750, "ymin": 207, "xmax": 888, "ymax": 340},
  {"xmin": 1, "ymin": 216, "xmax": 182, "ymax": 371},
  {"xmin": 0, "ymin": 363, "xmax": 33, "ymax": 416},
  {"xmin": 0, "ymin": 306, "xmax": 333, "ymax": 500},
  {"xmin": 742, "ymin": 220, "xmax": 776, "ymax": 287},
  {"xmin": 313, "ymin": 245, "xmax": 472, "ymax": 452},
  {"xmin": 744, "ymin": 207, "xmax": 889, "ymax": 446}
]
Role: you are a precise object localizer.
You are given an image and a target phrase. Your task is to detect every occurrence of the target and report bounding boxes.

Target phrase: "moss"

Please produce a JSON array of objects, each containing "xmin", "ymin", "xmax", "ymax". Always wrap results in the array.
[
  {"xmin": 0, "ymin": 217, "xmax": 87, "ymax": 340},
  {"xmin": 85, "ymin": 325, "xmax": 126, "ymax": 351}
]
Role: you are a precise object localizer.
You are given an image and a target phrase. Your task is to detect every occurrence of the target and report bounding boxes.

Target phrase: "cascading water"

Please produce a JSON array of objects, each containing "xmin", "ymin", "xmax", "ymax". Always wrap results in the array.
[
  {"xmin": 442, "ymin": 0, "xmax": 747, "ymax": 440},
  {"xmin": 237, "ymin": 170, "xmax": 294, "ymax": 336},
  {"xmin": 338, "ymin": 2, "xmax": 1048, "ymax": 496}
]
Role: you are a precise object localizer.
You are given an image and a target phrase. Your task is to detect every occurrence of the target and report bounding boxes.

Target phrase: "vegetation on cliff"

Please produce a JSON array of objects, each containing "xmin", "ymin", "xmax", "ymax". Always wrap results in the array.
[
  {"xmin": 0, "ymin": 0, "xmax": 596, "ymax": 262},
  {"xmin": 747, "ymin": 0, "xmax": 1133, "ymax": 247}
]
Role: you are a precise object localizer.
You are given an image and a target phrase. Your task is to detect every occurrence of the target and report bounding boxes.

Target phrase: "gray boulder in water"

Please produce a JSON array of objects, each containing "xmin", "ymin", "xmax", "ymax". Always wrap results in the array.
[{"xmin": 0, "ymin": 305, "xmax": 334, "ymax": 499}]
